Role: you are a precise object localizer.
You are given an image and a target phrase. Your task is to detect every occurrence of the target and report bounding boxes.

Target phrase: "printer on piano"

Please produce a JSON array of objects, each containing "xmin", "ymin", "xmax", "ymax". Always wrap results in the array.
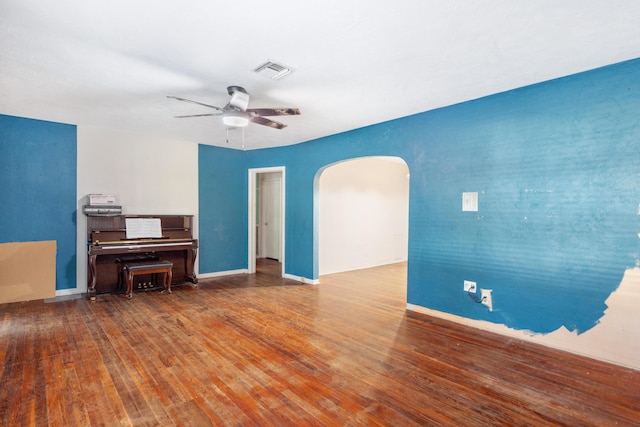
[
  {"xmin": 83, "ymin": 194, "xmax": 122, "ymax": 216},
  {"xmin": 83, "ymin": 205, "xmax": 123, "ymax": 216}
]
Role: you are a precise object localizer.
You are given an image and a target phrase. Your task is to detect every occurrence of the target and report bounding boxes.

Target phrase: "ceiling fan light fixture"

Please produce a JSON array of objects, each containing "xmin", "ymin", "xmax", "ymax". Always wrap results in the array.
[{"xmin": 223, "ymin": 114, "xmax": 249, "ymax": 127}]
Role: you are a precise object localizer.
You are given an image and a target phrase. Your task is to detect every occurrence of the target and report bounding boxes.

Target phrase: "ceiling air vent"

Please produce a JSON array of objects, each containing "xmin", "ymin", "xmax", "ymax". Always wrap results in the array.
[{"xmin": 254, "ymin": 60, "xmax": 293, "ymax": 80}]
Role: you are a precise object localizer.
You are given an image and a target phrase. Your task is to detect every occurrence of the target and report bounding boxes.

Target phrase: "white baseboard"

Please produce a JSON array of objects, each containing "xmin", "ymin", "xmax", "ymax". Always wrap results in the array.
[
  {"xmin": 405, "ymin": 303, "xmax": 638, "ymax": 371},
  {"xmin": 406, "ymin": 303, "xmax": 524, "ymax": 337},
  {"xmin": 198, "ymin": 269, "xmax": 249, "ymax": 279},
  {"xmin": 198, "ymin": 269, "xmax": 318, "ymax": 285},
  {"xmin": 55, "ymin": 288, "xmax": 83, "ymax": 297},
  {"xmin": 283, "ymin": 273, "xmax": 319, "ymax": 285}
]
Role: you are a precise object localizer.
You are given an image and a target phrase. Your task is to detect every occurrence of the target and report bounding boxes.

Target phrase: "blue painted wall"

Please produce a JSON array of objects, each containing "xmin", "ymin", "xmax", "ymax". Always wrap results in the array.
[
  {"xmin": 198, "ymin": 144, "xmax": 248, "ymax": 272},
  {"xmin": 198, "ymin": 58, "xmax": 640, "ymax": 335},
  {"xmin": 0, "ymin": 114, "xmax": 77, "ymax": 290}
]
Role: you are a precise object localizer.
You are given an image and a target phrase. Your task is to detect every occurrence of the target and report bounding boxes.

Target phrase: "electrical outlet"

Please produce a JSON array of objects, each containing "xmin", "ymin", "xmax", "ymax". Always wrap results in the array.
[
  {"xmin": 463, "ymin": 280, "xmax": 477, "ymax": 292},
  {"xmin": 481, "ymin": 289, "xmax": 493, "ymax": 312}
]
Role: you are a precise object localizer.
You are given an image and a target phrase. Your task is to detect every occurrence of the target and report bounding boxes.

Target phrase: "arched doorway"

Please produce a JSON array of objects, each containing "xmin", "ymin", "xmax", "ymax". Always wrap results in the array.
[{"xmin": 316, "ymin": 156, "xmax": 409, "ymax": 276}]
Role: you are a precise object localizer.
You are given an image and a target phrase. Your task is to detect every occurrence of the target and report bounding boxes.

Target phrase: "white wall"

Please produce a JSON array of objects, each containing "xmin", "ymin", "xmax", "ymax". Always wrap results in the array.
[
  {"xmin": 319, "ymin": 156, "xmax": 409, "ymax": 275},
  {"xmin": 74, "ymin": 126, "xmax": 198, "ymax": 292}
]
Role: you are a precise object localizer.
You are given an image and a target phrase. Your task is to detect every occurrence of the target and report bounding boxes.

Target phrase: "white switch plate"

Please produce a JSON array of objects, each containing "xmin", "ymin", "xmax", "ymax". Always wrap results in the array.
[{"xmin": 462, "ymin": 192, "xmax": 478, "ymax": 211}]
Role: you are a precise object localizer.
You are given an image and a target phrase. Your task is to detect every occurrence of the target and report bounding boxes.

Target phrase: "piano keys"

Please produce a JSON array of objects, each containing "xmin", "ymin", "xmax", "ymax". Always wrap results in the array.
[{"xmin": 87, "ymin": 214, "xmax": 198, "ymax": 299}]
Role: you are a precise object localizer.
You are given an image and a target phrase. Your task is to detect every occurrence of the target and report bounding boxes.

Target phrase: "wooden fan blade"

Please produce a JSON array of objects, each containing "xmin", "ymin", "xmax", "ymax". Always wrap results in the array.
[
  {"xmin": 247, "ymin": 108, "xmax": 300, "ymax": 117},
  {"xmin": 174, "ymin": 113, "xmax": 221, "ymax": 118},
  {"xmin": 167, "ymin": 95, "xmax": 224, "ymax": 111},
  {"xmin": 250, "ymin": 116, "xmax": 287, "ymax": 129}
]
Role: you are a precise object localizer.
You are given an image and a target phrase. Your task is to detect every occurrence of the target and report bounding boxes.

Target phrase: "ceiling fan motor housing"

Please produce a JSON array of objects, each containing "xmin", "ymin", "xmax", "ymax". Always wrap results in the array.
[
  {"xmin": 227, "ymin": 86, "xmax": 250, "ymax": 111},
  {"xmin": 227, "ymin": 85, "xmax": 248, "ymax": 95}
]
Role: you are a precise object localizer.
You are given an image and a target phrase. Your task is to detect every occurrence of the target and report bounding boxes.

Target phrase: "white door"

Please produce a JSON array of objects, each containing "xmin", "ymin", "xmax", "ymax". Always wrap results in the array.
[{"xmin": 260, "ymin": 174, "xmax": 281, "ymax": 260}]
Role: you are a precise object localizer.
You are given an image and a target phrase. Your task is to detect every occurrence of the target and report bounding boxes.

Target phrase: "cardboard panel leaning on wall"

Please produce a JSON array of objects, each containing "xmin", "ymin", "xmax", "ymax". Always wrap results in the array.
[{"xmin": 0, "ymin": 241, "xmax": 56, "ymax": 303}]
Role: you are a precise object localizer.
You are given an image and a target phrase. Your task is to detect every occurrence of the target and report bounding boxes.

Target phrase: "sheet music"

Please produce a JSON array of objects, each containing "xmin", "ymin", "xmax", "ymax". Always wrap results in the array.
[{"xmin": 125, "ymin": 218, "xmax": 163, "ymax": 239}]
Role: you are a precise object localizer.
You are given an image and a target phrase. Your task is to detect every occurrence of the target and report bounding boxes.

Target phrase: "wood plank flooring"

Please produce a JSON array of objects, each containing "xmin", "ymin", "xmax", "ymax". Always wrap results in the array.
[{"xmin": 1, "ymin": 260, "xmax": 639, "ymax": 426}]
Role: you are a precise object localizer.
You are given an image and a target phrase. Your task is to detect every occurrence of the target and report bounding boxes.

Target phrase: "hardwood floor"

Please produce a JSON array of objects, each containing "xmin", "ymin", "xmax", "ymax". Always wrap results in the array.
[
  {"xmin": 256, "ymin": 258, "xmax": 282, "ymax": 278},
  {"xmin": 1, "ymin": 262, "xmax": 639, "ymax": 426}
]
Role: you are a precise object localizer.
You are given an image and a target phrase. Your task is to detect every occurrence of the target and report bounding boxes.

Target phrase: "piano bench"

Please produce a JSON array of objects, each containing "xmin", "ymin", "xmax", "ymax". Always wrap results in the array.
[
  {"xmin": 123, "ymin": 261, "xmax": 173, "ymax": 300},
  {"xmin": 115, "ymin": 254, "xmax": 160, "ymax": 290}
]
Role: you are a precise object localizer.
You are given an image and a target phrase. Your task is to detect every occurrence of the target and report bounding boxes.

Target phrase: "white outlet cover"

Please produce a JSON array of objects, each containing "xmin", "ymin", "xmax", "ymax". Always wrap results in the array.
[
  {"xmin": 481, "ymin": 289, "xmax": 493, "ymax": 312},
  {"xmin": 463, "ymin": 280, "xmax": 476, "ymax": 292},
  {"xmin": 462, "ymin": 192, "xmax": 478, "ymax": 211}
]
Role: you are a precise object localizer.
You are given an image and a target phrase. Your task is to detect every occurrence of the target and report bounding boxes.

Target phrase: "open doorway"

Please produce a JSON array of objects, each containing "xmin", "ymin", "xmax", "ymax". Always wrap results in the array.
[
  {"xmin": 317, "ymin": 156, "xmax": 409, "ymax": 276},
  {"xmin": 248, "ymin": 167, "xmax": 285, "ymax": 276}
]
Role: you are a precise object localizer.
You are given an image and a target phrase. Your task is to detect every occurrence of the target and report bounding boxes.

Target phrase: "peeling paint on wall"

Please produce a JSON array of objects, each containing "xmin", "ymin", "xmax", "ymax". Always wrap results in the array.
[{"xmin": 409, "ymin": 267, "xmax": 640, "ymax": 370}]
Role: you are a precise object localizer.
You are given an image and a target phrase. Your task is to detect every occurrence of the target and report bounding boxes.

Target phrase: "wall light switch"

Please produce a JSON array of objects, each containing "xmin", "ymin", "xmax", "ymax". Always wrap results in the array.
[{"xmin": 462, "ymin": 192, "xmax": 478, "ymax": 212}]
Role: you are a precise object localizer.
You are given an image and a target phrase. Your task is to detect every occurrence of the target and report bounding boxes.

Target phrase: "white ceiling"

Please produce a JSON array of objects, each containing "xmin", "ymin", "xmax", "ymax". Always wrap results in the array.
[{"xmin": 2, "ymin": 1, "xmax": 640, "ymax": 150}]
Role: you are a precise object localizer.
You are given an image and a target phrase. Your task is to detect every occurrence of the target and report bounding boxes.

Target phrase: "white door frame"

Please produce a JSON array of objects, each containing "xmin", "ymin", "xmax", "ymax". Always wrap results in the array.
[{"xmin": 248, "ymin": 166, "xmax": 285, "ymax": 275}]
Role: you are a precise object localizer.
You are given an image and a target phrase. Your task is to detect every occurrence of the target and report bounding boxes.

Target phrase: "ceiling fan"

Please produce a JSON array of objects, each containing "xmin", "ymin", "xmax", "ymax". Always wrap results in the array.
[{"xmin": 167, "ymin": 86, "xmax": 300, "ymax": 129}]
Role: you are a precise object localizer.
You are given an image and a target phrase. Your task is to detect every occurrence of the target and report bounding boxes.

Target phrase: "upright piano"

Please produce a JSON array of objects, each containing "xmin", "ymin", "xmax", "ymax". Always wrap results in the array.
[{"xmin": 87, "ymin": 214, "xmax": 198, "ymax": 299}]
